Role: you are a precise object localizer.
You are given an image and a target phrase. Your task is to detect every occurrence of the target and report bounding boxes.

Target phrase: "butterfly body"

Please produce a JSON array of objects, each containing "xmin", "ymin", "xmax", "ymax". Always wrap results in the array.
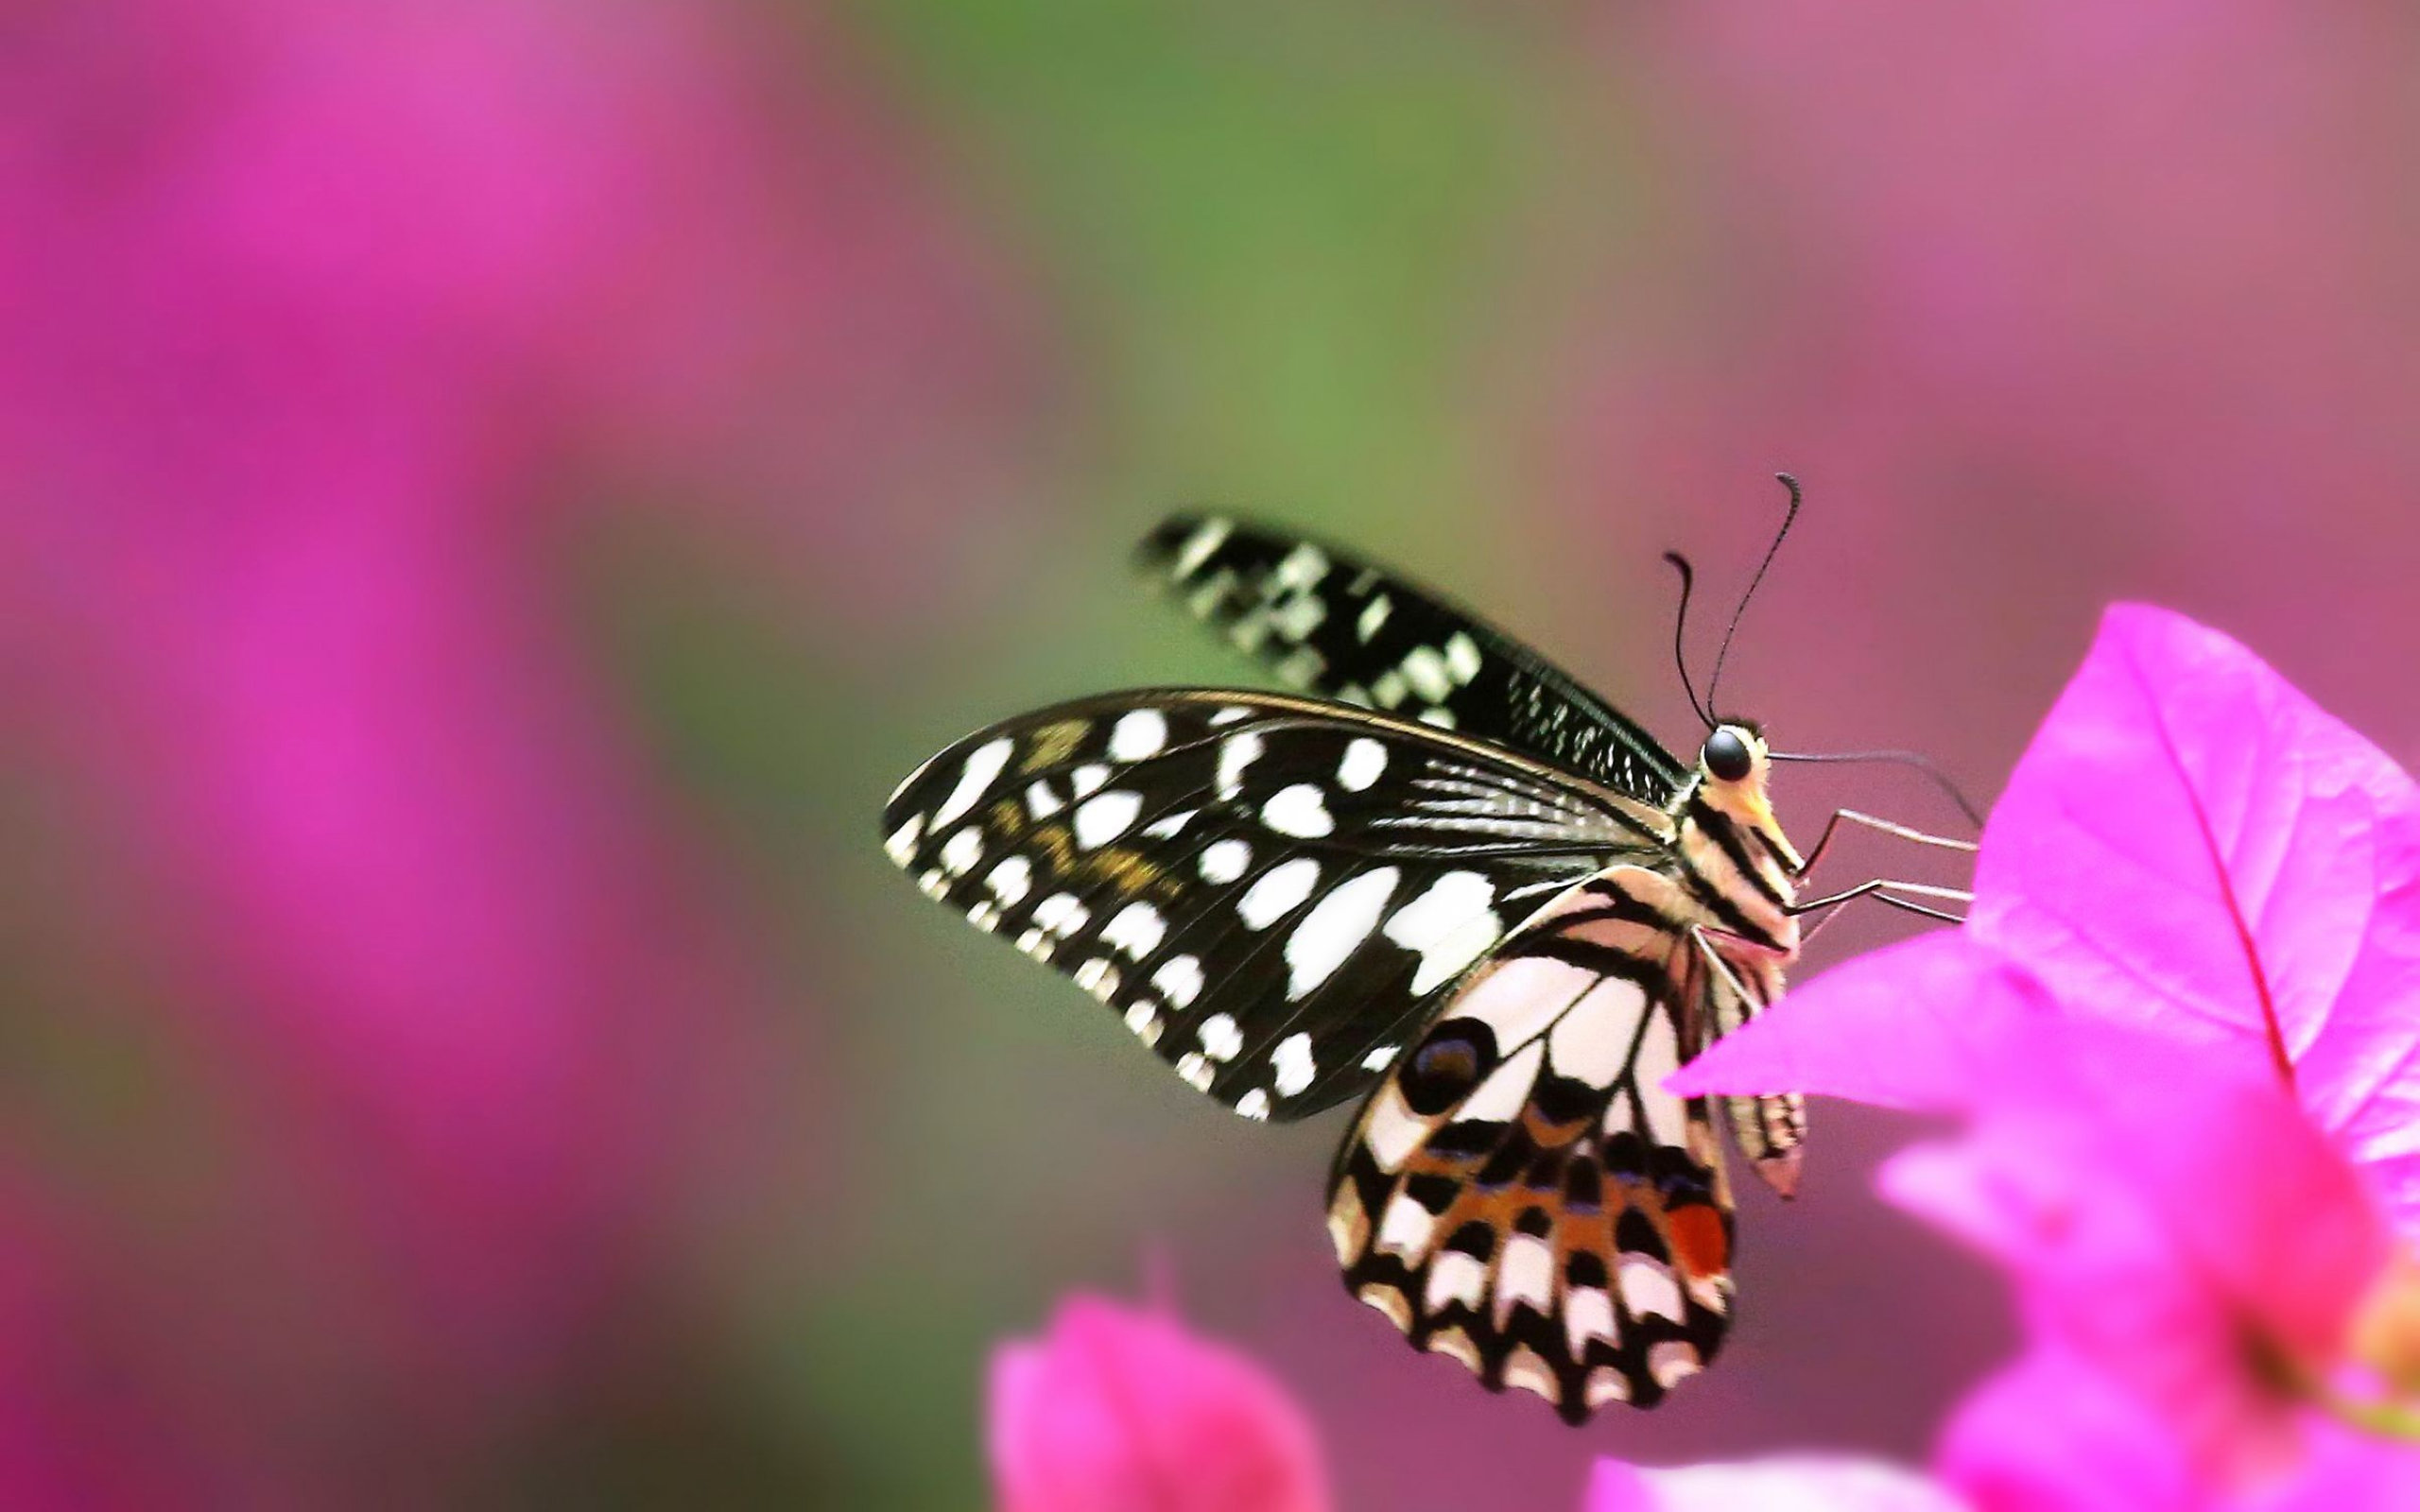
[{"xmin": 880, "ymin": 514, "xmax": 1813, "ymax": 1419}]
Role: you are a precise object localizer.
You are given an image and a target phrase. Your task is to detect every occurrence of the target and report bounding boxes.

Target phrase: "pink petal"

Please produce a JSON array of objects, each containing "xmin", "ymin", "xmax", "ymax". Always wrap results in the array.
[
  {"xmin": 1943, "ymin": 1349, "xmax": 2420, "ymax": 1512},
  {"xmin": 1587, "ymin": 1455, "xmax": 1967, "ymax": 1512},
  {"xmin": 1668, "ymin": 932, "xmax": 2055, "ymax": 1107},
  {"xmin": 989, "ymin": 1297, "xmax": 1331, "ymax": 1512},
  {"xmin": 1935, "ymin": 1349, "xmax": 2200, "ymax": 1512},
  {"xmin": 1973, "ymin": 604, "xmax": 2420, "ymax": 1221},
  {"xmin": 1877, "ymin": 1031, "xmax": 2390, "ymax": 1490}
]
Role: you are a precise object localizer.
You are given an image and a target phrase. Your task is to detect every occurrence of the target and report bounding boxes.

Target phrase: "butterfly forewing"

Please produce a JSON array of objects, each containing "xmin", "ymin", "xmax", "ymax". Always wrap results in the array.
[
  {"xmin": 1327, "ymin": 867, "xmax": 1737, "ymax": 1421},
  {"xmin": 882, "ymin": 692, "xmax": 1668, "ymax": 1122},
  {"xmin": 1138, "ymin": 515, "xmax": 1688, "ymax": 807}
]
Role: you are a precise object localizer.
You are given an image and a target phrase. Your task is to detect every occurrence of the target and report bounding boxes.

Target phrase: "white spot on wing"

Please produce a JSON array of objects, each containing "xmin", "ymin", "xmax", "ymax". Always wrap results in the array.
[
  {"xmin": 1426, "ymin": 1250, "xmax": 1487, "ymax": 1310},
  {"xmin": 1427, "ymin": 1325, "xmax": 1479, "ymax": 1368},
  {"xmin": 1236, "ymin": 1088, "xmax": 1270, "ymax": 1121},
  {"xmin": 1444, "ymin": 631, "xmax": 1483, "ymax": 682},
  {"xmin": 1261, "ymin": 783, "xmax": 1335, "ymax": 839},
  {"xmin": 1200, "ymin": 839, "xmax": 1252, "ymax": 885},
  {"xmin": 1275, "ymin": 542, "xmax": 1328, "ymax": 589},
  {"xmin": 1272, "ymin": 1032, "xmax": 1317, "ymax": 1096},
  {"xmin": 1152, "ymin": 954, "xmax": 1203, "ymax": 1008},
  {"xmin": 1272, "ymin": 646, "xmax": 1323, "ymax": 686},
  {"xmin": 884, "ymin": 815, "xmax": 924, "ymax": 866},
  {"xmin": 1025, "ymin": 781, "xmax": 1063, "ymax": 818},
  {"xmin": 1171, "ymin": 519, "xmax": 1232, "ymax": 578},
  {"xmin": 1566, "ymin": 1286, "xmax": 1618, "ymax": 1358},
  {"xmin": 1357, "ymin": 594, "xmax": 1392, "ymax": 643},
  {"xmin": 986, "ymin": 855, "xmax": 1032, "ymax": 904},
  {"xmin": 1109, "ymin": 710, "xmax": 1167, "ymax": 762},
  {"xmin": 1072, "ymin": 958, "xmax": 1119, "ymax": 1000},
  {"xmin": 933, "ymin": 738, "xmax": 1013, "ymax": 829},
  {"xmin": 1217, "ymin": 731, "xmax": 1264, "ymax": 799},
  {"xmin": 1361, "ymin": 1087, "xmax": 1431, "ymax": 1173},
  {"xmin": 1100, "ymin": 902, "xmax": 1166, "ymax": 959},
  {"xmin": 1070, "ymin": 764, "xmax": 1110, "ymax": 798},
  {"xmin": 1239, "ymin": 858, "xmax": 1320, "ymax": 929},
  {"xmin": 1621, "ymin": 1255, "xmax": 1683, "ymax": 1323},
  {"xmin": 1282, "ymin": 867, "xmax": 1400, "ymax": 998},
  {"xmin": 1403, "ymin": 646, "xmax": 1452, "ymax": 703},
  {"xmin": 1587, "ymin": 1369, "xmax": 1633, "ymax": 1408},
  {"xmin": 1270, "ymin": 594, "xmax": 1324, "ymax": 642},
  {"xmin": 1141, "ymin": 808, "xmax": 1196, "ymax": 839},
  {"xmin": 1502, "ymin": 1349, "xmax": 1558, "ymax": 1403},
  {"xmin": 1073, "ymin": 790, "xmax": 1143, "ymax": 850},
  {"xmin": 1360, "ymin": 1043, "xmax": 1399, "ymax": 1072},
  {"xmin": 1382, "ymin": 871, "xmax": 1502, "ymax": 993},
  {"xmin": 1338, "ymin": 738, "xmax": 1388, "ymax": 792},
  {"xmin": 1650, "ymin": 1340, "xmax": 1703, "ymax": 1388},
  {"xmin": 1495, "ymin": 1233, "xmax": 1556, "ymax": 1327},
  {"xmin": 1375, "ymin": 1194, "xmax": 1440, "ymax": 1263},
  {"xmin": 1198, "ymin": 1013, "xmax": 1243, "ymax": 1062},
  {"xmin": 1031, "ymin": 893, "xmax": 1087, "ymax": 936},
  {"xmin": 1176, "ymin": 1051, "xmax": 1215, "ymax": 1091},
  {"xmin": 940, "ymin": 827, "xmax": 983, "ymax": 875}
]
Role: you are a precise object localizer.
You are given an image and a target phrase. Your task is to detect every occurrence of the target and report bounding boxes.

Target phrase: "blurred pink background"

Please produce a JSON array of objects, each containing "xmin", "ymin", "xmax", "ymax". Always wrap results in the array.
[{"xmin": 4, "ymin": 0, "xmax": 2418, "ymax": 1503}]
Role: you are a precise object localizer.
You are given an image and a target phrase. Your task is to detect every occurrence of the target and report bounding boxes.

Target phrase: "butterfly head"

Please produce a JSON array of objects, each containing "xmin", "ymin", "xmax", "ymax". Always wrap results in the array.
[{"xmin": 1692, "ymin": 721, "xmax": 1806, "ymax": 882}]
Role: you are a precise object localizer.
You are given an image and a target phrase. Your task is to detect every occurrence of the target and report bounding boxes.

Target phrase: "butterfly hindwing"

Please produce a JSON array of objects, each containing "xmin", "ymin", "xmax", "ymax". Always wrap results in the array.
[
  {"xmin": 1137, "ymin": 514, "xmax": 1688, "ymax": 807},
  {"xmin": 882, "ymin": 692, "xmax": 1668, "ymax": 1122},
  {"xmin": 1326, "ymin": 867, "xmax": 1735, "ymax": 1421}
]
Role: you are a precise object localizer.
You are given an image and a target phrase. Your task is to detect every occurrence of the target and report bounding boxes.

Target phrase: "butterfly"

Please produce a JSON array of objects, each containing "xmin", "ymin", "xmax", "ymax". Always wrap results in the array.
[{"xmin": 878, "ymin": 492, "xmax": 1969, "ymax": 1420}]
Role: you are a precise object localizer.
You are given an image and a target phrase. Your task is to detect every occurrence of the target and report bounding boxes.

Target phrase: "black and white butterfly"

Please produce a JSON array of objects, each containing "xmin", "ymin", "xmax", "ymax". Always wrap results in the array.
[{"xmin": 879, "ymin": 501, "xmax": 1971, "ymax": 1420}]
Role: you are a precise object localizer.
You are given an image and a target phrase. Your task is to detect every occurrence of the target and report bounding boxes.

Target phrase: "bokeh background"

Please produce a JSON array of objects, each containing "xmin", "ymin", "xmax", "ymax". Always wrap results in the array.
[{"xmin": 8, "ymin": 1, "xmax": 2420, "ymax": 1505}]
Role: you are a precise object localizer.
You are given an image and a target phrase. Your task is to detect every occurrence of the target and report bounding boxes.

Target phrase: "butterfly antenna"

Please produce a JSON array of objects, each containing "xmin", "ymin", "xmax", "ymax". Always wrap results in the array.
[
  {"xmin": 1662, "ymin": 551, "xmax": 1716, "ymax": 729},
  {"xmin": 1704, "ymin": 472, "xmax": 1804, "ymax": 716},
  {"xmin": 1767, "ymin": 747, "xmax": 1987, "ymax": 829}
]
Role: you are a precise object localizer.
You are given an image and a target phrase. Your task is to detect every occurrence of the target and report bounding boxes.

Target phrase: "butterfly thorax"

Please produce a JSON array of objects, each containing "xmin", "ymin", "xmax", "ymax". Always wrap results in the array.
[{"xmin": 1663, "ymin": 724, "xmax": 1803, "ymax": 964}]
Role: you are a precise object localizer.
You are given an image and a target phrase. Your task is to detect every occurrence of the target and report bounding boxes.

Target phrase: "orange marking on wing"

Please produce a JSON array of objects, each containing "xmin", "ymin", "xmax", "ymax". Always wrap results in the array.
[{"xmin": 1666, "ymin": 1205, "xmax": 1730, "ymax": 1280}]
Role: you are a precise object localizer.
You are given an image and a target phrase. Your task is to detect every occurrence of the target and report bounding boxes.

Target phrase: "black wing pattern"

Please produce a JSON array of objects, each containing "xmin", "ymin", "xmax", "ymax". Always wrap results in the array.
[
  {"xmin": 881, "ymin": 691, "xmax": 1668, "ymax": 1122},
  {"xmin": 1326, "ymin": 865, "xmax": 1737, "ymax": 1420},
  {"xmin": 1137, "ymin": 514, "xmax": 1688, "ymax": 806}
]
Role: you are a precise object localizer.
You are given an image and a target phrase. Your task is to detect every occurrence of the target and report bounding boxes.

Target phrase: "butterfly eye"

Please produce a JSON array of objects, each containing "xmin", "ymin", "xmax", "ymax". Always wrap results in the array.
[{"xmin": 1703, "ymin": 727, "xmax": 1754, "ymax": 783}]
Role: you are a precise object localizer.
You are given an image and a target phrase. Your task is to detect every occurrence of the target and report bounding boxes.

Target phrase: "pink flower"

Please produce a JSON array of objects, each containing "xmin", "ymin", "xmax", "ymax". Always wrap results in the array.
[
  {"xmin": 1939, "ymin": 1346, "xmax": 2420, "ymax": 1512},
  {"xmin": 990, "ymin": 1296, "xmax": 1332, "ymax": 1512},
  {"xmin": 1673, "ymin": 603, "xmax": 2420, "ymax": 1493},
  {"xmin": 1587, "ymin": 1455, "xmax": 1964, "ymax": 1512},
  {"xmin": 1877, "ymin": 1021, "xmax": 2390, "ymax": 1486}
]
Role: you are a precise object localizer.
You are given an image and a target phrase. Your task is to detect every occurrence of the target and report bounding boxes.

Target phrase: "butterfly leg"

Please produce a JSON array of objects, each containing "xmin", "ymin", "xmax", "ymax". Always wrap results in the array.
[{"xmin": 1794, "ymin": 808, "xmax": 1978, "ymax": 879}]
